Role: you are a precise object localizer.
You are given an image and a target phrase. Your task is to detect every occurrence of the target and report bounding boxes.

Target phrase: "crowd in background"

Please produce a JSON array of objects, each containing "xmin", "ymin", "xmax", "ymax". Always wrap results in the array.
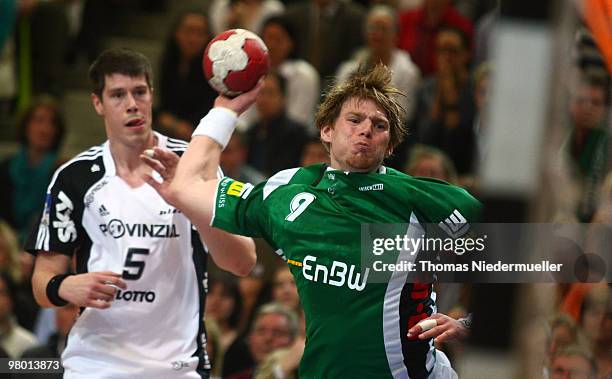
[{"xmin": 0, "ymin": 0, "xmax": 610, "ymax": 378}]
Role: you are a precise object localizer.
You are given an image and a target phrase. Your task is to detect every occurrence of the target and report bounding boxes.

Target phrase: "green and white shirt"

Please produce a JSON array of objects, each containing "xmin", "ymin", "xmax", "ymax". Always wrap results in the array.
[{"xmin": 212, "ymin": 164, "xmax": 481, "ymax": 379}]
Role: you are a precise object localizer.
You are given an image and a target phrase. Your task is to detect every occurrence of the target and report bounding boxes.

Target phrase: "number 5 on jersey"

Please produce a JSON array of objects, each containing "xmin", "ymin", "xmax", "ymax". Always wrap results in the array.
[
  {"xmin": 122, "ymin": 248, "xmax": 149, "ymax": 280},
  {"xmin": 285, "ymin": 193, "xmax": 316, "ymax": 222}
]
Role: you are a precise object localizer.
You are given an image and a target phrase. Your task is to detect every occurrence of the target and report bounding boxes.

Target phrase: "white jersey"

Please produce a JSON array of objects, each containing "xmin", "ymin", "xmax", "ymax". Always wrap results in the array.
[{"xmin": 27, "ymin": 133, "xmax": 218, "ymax": 379}]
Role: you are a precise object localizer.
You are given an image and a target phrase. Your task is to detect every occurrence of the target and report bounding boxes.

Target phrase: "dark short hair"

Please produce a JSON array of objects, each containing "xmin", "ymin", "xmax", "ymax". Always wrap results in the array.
[
  {"xmin": 88, "ymin": 48, "xmax": 153, "ymax": 98},
  {"xmin": 17, "ymin": 95, "xmax": 66, "ymax": 152},
  {"xmin": 262, "ymin": 15, "xmax": 300, "ymax": 60}
]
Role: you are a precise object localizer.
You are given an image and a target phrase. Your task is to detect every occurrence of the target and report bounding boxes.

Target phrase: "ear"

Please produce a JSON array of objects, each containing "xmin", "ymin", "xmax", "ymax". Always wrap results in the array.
[
  {"xmin": 320, "ymin": 125, "xmax": 333, "ymax": 145},
  {"xmin": 386, "ymin": 146, "xmax": 394, "ymax": 158},
  {"xmin": 91, "ymin": 93, "xmax": 104, "ymax": 116}
]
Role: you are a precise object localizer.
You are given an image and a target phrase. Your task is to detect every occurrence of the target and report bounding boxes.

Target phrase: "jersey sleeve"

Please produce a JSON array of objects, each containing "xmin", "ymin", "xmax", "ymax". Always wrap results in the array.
[
  {"xmin": 413, "ymin": 179, "xmax": 482, "ymax": 237},
  {"xmin": 24, "ymin": 167, "xmax": 85, "ymax": 256},
  {"xmin": 210, "ymin": 177, "xmax": 267, "ymax": 238}
]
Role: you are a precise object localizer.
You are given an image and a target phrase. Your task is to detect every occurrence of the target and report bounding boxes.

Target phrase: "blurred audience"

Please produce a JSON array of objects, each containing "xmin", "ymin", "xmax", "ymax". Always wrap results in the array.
[
  {"xmin": 0, "ymin": 272, "xmax": 37, "ymax": 358},
  {"xmin": 221, "ymin": 132, "xmax": 267, "ymax": 185},
  {"xmin": 209, "ymin": 0, "xmax": 284, "ymax": 35},
  {"xmin": 246, "ymin": 71, "xmax": 308, "ymax": 176},
  {"xmin": 225, "ymin": 303, "xmax": 298, "ymax": 379},
  {"xmin": 0, "ymin": 96, "xmax": 66, "ymax": 244},
  {"xmin": 565, "ymin": 76, "xmax": 609, "ymax": 222},
  {"xmin": 549, "ymin": 344, "xmax": 598, "ymax": 379},
  {"xmin": 336, "ymin": 5, "xmax": 420, "ymax": 120},
  {"xmin": 284, "ymin": 0, "xmax": 365, "ymax": 89},
  {"xmin": 261, "ymin": 15, "xmax": 320, "ymax": 128},
  {"xmin": 579, "ymin": 286, "xmax": 611, "ymax": 379},
  {"xmin": 299, "ymin": 136, "xmax": 330, "ymax": 167},
  {"xmin": 205, "ymin": 274, "xmax": 243, "ymax": 372},
  {"xmin": 157, "ymin": 10, "xmax": 217, "ymax": 141},
  {"xmin": 546, "ymin": 313, "xmax": 587, "ymax": 366},
  {"xmin": 20, "ymin": 303, "xmax": 79, "ymax": 379},
  {"xmin": 405, "ymin": 144, "xmax": 458, "ymax": 184},
  {"xmin": 398, "ymin": 0, "xmax": 473, "ymax": 77},
  {"xmin": 414, "ymin": 26, "xmax": 476, "ymax": 176}
]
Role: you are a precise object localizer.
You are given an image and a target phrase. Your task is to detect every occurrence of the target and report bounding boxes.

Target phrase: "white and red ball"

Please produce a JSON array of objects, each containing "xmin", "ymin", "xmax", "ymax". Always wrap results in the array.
[{"xmin": 203, "ymin": 29, "xmax": 269, "ymax": 97}]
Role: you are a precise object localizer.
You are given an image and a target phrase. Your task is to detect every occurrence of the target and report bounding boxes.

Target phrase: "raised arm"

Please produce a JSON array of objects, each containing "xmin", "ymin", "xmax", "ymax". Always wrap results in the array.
[{"xmin": 142, "ymin": 82, "xmax": 263, "ymax": 276}]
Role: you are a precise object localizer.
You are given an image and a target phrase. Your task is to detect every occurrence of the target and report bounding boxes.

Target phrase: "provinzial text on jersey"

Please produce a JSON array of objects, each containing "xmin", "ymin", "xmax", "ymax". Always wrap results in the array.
[{"xmin": 99, "ymin": 220, "xmax": 180, "ymax": 238}]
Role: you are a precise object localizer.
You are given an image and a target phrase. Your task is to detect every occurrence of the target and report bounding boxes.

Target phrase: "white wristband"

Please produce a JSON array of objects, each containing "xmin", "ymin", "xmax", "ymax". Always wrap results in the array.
[{"xmin": 192, "ymin": 107, "xmax": 238, "ymax": 149}]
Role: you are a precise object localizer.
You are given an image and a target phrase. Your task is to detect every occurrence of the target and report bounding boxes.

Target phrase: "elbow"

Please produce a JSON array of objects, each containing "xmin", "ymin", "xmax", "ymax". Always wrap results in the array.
[{"xmin": 232, "ymin": 238, "xmax": 257, "ymax": 277}]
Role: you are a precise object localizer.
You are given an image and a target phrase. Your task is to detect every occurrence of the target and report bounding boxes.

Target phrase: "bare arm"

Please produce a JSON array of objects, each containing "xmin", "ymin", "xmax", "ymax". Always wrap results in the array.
[
  {"xmin": 142, "ymin": 83, "xmax": 262, "ymax": 276},
  {"xmin": 32, "ymin": 252, "xmax": 126, "ymax": 308}
]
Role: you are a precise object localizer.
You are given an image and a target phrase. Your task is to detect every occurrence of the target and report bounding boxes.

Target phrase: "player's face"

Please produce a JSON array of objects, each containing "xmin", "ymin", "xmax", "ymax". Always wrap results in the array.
[
  {"xmin": 321, "ymin": 97, "xmax": 392, "ymax": 172},
  {"xmin": 92, "ymin": 74, "xmax": 153, "ymax": 147}
]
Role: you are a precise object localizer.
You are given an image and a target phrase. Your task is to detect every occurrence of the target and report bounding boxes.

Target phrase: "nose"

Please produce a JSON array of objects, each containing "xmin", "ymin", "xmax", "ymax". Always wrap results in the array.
[
  {"xmin": 125, "ymin": 92, "xmax": 138, "ymax": 112},
  {"xmin": 357, "ymin": 119, "xmax": 373, "ymax": 137}
]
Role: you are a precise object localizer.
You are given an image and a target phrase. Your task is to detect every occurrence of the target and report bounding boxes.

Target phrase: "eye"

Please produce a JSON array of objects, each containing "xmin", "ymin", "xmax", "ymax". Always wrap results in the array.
[
  {"xmin": 111, "ymin": 92, "xmax": 124, "ymax": 99},
  {"xmin": 375, "ymin": 123, "xmax": 388, "ymax": 130},
  {"xmin": 134, "ymin": 88, "xmax": 148, "ymax": 97}
]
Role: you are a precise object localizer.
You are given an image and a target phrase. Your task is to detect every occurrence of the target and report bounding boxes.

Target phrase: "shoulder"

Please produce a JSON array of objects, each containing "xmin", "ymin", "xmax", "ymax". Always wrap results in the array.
[
  {"xmin": 260, "ymin": 164, "xmax": 325, "ymax": 200},
  {"xmin": 165, "ymin": 137, "xmax": 189, "ymax": 156},
  {"xmin": 54, "ymin": 145, "xmax": 105, "ymax": 179}
]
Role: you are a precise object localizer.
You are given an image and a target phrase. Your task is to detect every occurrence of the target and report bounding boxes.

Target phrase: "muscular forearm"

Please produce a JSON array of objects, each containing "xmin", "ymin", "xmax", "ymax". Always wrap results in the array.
[{"xmin": 201, "ymin": 226, "xmax": 256, "ymax": 276}]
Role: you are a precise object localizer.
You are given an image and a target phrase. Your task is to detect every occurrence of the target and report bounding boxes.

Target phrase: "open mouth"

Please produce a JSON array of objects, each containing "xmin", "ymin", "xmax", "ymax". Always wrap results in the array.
[{"xmin": 125, "ymin": 118, "xmax": 145, "ymax": 127}]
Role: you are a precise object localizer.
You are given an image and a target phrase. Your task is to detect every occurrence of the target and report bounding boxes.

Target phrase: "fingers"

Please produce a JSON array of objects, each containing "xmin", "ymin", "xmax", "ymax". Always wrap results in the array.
[
  {"xmin": 97, "ymin": 272, "xmax": 127, "ymax": 290},
  {"xmin": 86, "ymin": 299, "xmax": 112, "ymax": 309}
]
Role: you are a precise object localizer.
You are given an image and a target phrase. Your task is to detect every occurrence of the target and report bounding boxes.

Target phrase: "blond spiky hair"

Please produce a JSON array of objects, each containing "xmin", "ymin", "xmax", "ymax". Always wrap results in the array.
[{"xmin": 315, "ymin": 64, "xmax": 406, "ymax": 150}]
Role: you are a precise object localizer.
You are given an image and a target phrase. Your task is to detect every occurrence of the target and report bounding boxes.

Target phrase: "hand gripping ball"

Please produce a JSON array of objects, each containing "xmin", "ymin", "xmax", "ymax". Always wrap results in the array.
[{"xmin": 203, "ymin": 29, "xmax": 270, "ymax": 97}]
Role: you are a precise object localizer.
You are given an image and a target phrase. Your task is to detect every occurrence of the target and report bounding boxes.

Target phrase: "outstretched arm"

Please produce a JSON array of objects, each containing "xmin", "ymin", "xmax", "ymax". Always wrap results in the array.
[{"xmin": 142, "ymin": 83, "xmax": 263, "ymax": 276}]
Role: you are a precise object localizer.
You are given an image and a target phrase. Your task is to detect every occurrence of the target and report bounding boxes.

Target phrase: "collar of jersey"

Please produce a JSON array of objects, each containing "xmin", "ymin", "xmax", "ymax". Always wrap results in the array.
[
  {"xmin": 325, "ymin": 165, "xmax": 387, "ymax": 175},
  {"xmin": 102, "ymin": 131, "xmax": 168, "ymax": 177}
]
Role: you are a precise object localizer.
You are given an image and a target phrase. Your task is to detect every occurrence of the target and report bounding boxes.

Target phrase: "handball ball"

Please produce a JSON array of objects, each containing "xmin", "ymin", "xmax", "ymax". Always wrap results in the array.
[{"xmin": 203, "ymin": 29, "xmax": 269, "ymax": 97}]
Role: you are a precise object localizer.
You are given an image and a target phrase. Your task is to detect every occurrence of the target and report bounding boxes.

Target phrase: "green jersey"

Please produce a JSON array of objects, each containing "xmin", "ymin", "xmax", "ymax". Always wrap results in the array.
[{"xmin": 212, "ymin": 164, "xmax": 481, "ymax": 378}]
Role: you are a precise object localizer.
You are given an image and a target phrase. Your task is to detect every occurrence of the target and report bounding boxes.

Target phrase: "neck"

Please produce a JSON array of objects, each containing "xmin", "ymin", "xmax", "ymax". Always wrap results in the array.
[{"xmin": 109, "ymin": 133, "xmax": 156, "ymax": 183}]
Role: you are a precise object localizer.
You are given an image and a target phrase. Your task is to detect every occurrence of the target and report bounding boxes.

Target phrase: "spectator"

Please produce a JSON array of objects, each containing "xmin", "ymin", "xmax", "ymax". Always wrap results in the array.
[
  {"xmin": 221, "ymin": 132, "xmax": 267, "ymax": 184},
  {"xmin": 0, "ymin": 272, "xmax": 37, "ymax": 358},
  {"xmin": 271, "ymin": 265, "xmax": 301, "ymax": 315},
  {"xmin": 157, "ymin": 10, "xmax": 217, "ymax": 140},
  {"xmin": 414, "ymin": 26, "xmax": 477, "ymax": 176},
  {"xmin": 260, "ymin": 15, "xmax": 320, "ymax": 128},
  {"xmin": 0, "ymin": 221, "xmax": 21, "ymax": 285},
  {"xmin": 565, "ymin": 76, "xmax": 609, "ymax": 222},
  {"xmin": 225, "ymin": 303, "xmax": 298, "ymax": 379},
  {"xmin": 0, "ymin": 96, "xmax": 66, "ymax": 244},
  {"xmin": 405, "ymin": 144, "xmax": 458, "ymax": 184},
  {"xmin": 20, "ymin": 303, "xmax": 79, "ymax": 378},
  {"xmin": 209, "ymin": 0, "xmax": 284, "ymax": 35},
  {"xmin": 284, "ymin": 0, "xmax": 365, "ymax": 89},
  {"xmin": 549, "ymin": 344, "xmax": 598, "ymax": 379},
  {"xmin": 0, "ymin": 221, "xmax": 38, "ymax": 332},
  {"xmin": 299, "ymin": 136, "xmax": 330, "ymax": 166},
  {"xmin": 246, "ymin": 71, "xmax": 308, "ymax": 176},
  {"xmin": 336, "ymin": 5, "xmax": 420, "ymax": 119},
  {"xmin": 205, "ymin": 275, "xmax": 243, "ymax": 364},
  {"xmin": 546, "ymin": 313, "xmax": 587, "ymax": 366},
  {"xmin": 397, "ymin": 0, "xmax": 473, "ymax": 77},
  {"xmin": 579, "ymin": 286, "xmax": 612, "ymax": 379}
]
